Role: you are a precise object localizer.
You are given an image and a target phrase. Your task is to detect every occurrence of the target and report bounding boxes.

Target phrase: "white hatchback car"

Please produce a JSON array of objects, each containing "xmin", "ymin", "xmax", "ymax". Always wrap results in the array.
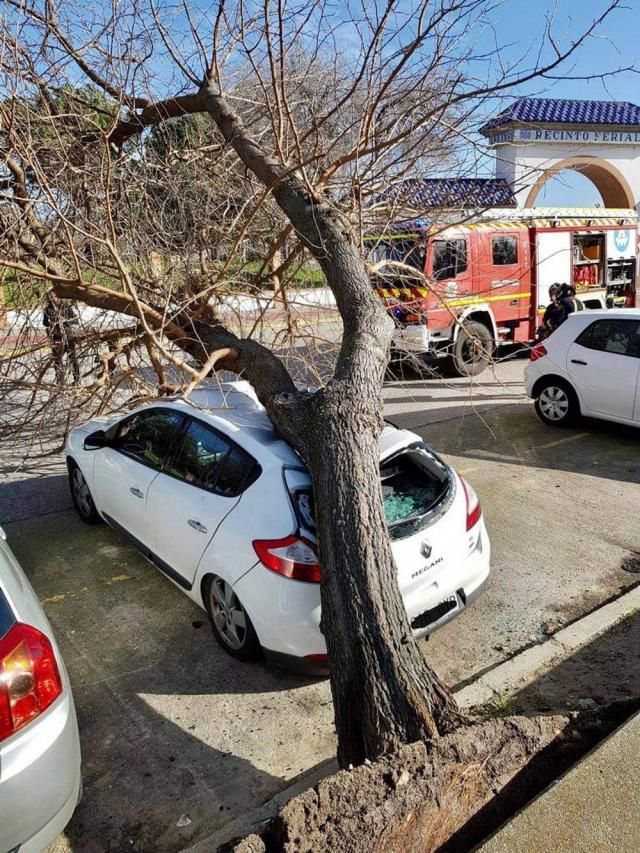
[
  {"xmin": 66, "ymin": 382, "xmax": 490, "ymax": 671},
  {"xmin": 526, "ymin": 309, "xmax": 640, "ymax": 427},
  {"xmin": 0, "ymin": 527, "xmax": 81, "ymax": 852}
]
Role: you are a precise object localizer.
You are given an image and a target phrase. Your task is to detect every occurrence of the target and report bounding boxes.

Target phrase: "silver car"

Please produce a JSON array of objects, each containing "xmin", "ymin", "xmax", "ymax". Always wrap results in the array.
[{"xmin": 0, "ymin": 525, "xmax": 81, "ymax": 852}]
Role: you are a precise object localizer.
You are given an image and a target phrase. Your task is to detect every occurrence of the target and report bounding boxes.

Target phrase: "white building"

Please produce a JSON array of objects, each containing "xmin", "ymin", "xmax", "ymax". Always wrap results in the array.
[{"xmin": 480, "ymin": 98, "xmax": 640, "ymax": 210}]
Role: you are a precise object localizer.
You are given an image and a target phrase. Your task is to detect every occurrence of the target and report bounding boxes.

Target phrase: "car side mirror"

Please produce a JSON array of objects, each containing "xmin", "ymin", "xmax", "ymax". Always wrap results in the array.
[{"xmin": 84, "ymin": 429, "xmax": 109, "ymax": 450}]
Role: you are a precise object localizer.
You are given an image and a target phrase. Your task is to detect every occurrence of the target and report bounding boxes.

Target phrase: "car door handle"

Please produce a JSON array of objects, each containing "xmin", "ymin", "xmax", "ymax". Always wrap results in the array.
[
  {"xmin": 130, "ymin": 487, "xmax": 144, "ymax": 498},
  {"xmin": 570, "ymin": 359, "xmax": 588, "ymax": 366},
  {"xmin": 188, "ymin": 519, "xmax": 208, "ymax": 534}
]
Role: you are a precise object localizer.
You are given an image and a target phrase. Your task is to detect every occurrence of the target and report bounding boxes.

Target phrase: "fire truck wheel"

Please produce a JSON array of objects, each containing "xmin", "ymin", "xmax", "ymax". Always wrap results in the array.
[{"xmin": 449, "ymin": 321, "xmax": 493, "ymax": 376}]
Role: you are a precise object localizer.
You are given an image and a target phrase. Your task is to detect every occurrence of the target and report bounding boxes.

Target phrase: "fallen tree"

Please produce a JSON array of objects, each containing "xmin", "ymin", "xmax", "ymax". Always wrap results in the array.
[{"xmin": 0, "ymin": 0, "xmax": 626, "ymax": 784}]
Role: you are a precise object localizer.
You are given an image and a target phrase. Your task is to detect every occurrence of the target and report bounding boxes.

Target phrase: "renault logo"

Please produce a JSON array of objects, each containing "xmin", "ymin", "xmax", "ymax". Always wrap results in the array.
[{"xmin": 420, "ymin": 541, "xmax": 432, "ymax": 559}]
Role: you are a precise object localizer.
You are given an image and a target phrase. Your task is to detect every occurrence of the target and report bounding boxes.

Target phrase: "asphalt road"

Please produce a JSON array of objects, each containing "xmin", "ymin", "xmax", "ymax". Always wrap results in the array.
[{"xmin": 1, "ymin": 355, "xmax": 639, "ymax": 851}]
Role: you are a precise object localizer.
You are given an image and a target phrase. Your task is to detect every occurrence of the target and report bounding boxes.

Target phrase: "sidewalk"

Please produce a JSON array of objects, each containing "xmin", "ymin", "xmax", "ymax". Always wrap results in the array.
[{"xmin": 479, "ymin": 709, "xmax": 640, "ymax": 852}]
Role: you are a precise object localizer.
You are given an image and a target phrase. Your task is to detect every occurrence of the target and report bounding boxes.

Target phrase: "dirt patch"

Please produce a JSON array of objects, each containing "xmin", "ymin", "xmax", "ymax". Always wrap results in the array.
[{"xmin": 227, "ymin": 706, "xmax": 636, "ymax": 853}]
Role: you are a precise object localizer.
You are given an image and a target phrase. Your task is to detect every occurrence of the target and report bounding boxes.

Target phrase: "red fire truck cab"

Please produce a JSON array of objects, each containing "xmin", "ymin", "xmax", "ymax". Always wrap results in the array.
[{"xmin": 369, "ymin": 207, "xmax": 639, "ymax": 376}]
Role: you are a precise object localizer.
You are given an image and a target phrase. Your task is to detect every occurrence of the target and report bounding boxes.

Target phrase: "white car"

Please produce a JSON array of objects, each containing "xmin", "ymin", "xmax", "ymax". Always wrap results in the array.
[
  {"xmin": 526, "ymin": 309, "xmax": 640, "ymax": 427},
  {"xmin": 65, "ymin": 382, "xmax": 490, "ymax": 671},
  {"xmin": 0, "ymin": 526, "xmax": 82, "ymax": 852}
]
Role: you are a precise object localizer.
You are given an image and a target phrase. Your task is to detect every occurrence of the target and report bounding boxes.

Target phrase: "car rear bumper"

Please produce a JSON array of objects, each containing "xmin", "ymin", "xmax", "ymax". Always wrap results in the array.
[
  {"xmin": 410, "ymin": 559, "xmax": 490, "ymax": 639},
  {"xmin": 0, "ymin": 691, "xmax": 81, "ymax": 853},
  {"xmin": 263, "ymin": 648, "xmax": 329, "ymax": 677},
  {"xmin": 262, "ymin": 561, "xmax": 490, "ymax": 675},
  {"xmin": 238, "ymin": 524, "xmax": 490, "ymax": 672},
  {"xmin": 524, "ymin": 362, "xmax": 543, "ymax": 397}
]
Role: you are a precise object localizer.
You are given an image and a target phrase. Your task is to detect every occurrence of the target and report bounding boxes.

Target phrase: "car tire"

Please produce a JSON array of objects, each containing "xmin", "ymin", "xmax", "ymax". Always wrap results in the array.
[
  {"xmin": 447, "ymin": 321, "xmax": 493, "ymax": 377},
  {"xmin": 69, "ymin": 462, "xmax": 103, "ymax": 524},
  {"xmin": 534, "ymin": 380, "xmax": 579, "ymax": 427},
  {"xmin": 204, "ymin": 575, "xmax": 262, "ymax": 661}
]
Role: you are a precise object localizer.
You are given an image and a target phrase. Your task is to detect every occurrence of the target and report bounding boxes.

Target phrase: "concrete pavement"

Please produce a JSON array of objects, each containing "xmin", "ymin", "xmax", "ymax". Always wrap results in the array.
[{"xmin": 480, "ymin": 710, "xmax": 640, "ymax": 852}]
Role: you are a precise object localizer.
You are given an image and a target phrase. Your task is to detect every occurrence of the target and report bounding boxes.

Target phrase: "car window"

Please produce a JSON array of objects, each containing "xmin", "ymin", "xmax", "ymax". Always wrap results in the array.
[
  {"xmin": 114, "ymin": 409, "xmax": 184, "ymax": 469},
  {"xmin": 0, "ymin": 587, "xmax": 15, "ymax": 640},
  {"xmin": 165, "ymin": 420, "xmax": 230, "ymax": 491},
  {"xmin": 492, "ymin": 236, "xmax": 518, "ymax": 266},
  {"xmin": 368, "ymin": 240, "xmax": 426, "ymax": 271},
  {"xmin": 165, "ymin": 419, "xmax": 258, "ymax": 496},
  {"xmin": 432, "ymin": 239, "xmax": 467, "ymax": 280},
  {"xmin": 380, "ymin": 443, "xmax": 450, "ymax": 539},
  {"xmin": 216, "ymin": 446, "xmax": 258, "ymax": 496},
  {"xmin": 575, "ymin": 319, "xmax": 640, "ymax": 358}
]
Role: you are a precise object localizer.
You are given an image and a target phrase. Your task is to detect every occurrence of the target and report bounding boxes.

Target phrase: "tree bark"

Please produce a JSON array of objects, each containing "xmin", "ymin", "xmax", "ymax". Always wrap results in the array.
[{"xmin": 304, "ymin": 389, "xmax": 463, "ymax": 767}]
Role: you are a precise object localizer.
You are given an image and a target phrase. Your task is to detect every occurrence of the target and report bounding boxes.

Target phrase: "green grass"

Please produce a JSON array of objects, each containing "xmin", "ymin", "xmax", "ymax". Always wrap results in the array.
[
  {"xmin": 490, "ymin": 693, "xmax": 515, "ymax": 716},
  {"xmin": 1, "ymin": 260, "xmax": 326, "ymax": 309}
]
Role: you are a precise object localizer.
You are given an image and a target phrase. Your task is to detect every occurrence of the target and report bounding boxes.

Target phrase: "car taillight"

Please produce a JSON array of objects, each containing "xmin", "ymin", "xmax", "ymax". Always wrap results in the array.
[
  {"xmin": 530, "ymin": 342, "xmax": 548, "ymax": 361},
  {"xmin": 460, "ymin": 476, "xmax": 482, "ymax": 531},
  {"xmin": 253, "ymin": 535, "xmax": 322, "ymax": 583},
  {"xmin": 0, "ymin": 623, "xmax": 63, "ymax": 742}
]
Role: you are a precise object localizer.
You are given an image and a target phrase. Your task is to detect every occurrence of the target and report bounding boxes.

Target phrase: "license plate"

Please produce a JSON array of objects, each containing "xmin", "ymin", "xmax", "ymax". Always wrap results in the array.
[{"xmin": 411, "ymin": 595, "xmax": 458, "ymax": 631}]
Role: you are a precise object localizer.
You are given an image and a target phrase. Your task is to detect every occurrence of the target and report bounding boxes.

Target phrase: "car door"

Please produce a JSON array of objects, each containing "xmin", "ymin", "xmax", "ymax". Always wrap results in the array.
[
  {"xmin": 92, "ymin": 408, "xmax": 184, "ymax": 550},
  {"xmin": 566, "ymin": 318, "xmax": 640, "ymax": 420},
  {"xmin": 147, "ymin": 418, "xmax": 259, "ymax": 589}
]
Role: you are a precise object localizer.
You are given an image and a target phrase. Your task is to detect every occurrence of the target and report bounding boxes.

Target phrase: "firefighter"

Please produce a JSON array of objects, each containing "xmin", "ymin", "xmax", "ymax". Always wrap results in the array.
[
  {"xmin": 43, "ymin": 291, "xmax": 80, "ymax": 384},
  {"xmin": 539, "ymin": 284, "xmax": 565, "ymax": 339},
  {"xmin": 559, "ymin": 282, "xmax": 585, "ymax": 316}
]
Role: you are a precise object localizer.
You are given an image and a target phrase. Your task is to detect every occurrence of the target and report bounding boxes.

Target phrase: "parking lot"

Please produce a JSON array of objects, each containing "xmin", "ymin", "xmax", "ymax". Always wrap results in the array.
[{"xmin": 2, "ymin": 355, "xmax": 639, "ymax": 852}]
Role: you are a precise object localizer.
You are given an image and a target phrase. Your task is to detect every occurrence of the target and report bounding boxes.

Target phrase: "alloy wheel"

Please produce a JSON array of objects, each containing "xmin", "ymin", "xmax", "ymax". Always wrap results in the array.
[
  {"xmin": 538, "ymin": 386, "xmax": 569, "ymax": 421},
  {"xmin": 209, "ymin": 577, "xmax": 247, "ymax": 650},
  {"xmin": 72, "ymin": 468, "xmax": 92, "ymax": 517}
]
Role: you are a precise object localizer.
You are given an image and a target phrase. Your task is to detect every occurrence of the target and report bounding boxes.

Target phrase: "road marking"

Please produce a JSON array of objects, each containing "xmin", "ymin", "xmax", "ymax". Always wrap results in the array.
[{"xmin": 536, "ymin": 432, "xmax": 589, "ymax": 449}]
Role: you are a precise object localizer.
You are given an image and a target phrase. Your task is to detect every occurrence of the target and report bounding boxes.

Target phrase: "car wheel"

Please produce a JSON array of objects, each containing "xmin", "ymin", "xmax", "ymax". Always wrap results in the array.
[
  {"xmin": 204, "ymin": 575, "xmax": 262, "ymax": 661},
  {"xmin": 534, "ymin": 381, "xmax": 578, "ymax": 427},
  {"xmin": 447, "ymin": 321, "xmax": 493, "ymax": 377},
  {"xmin": 69, "ymin": 463, "xmax": 103, "ymax": 524}
]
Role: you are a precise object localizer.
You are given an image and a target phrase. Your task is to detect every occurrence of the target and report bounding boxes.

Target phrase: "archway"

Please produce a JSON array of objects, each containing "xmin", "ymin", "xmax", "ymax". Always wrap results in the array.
[{"xmin": 525, "ymin": 156, "xmax": 635, "ymax": 208}]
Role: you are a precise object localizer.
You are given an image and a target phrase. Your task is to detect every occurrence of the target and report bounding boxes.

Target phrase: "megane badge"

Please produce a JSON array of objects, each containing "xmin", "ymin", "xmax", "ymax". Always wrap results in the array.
[{"xmin": 420, "ymin": 541, "xmax": 432, "ymax": 559}]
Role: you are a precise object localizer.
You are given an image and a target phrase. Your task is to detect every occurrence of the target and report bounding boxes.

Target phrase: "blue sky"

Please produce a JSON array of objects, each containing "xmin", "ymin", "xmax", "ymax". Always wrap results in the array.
[{"xmin": 477, "ymin": 0, "xmax": 640, "ymax": 205}]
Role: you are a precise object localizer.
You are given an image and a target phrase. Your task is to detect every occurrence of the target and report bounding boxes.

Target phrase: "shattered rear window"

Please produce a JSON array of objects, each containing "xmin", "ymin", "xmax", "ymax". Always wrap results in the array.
[
  {"xmin": 287, "ymin": 443, "xmax": 451, "ymax": 540},
  {"xmin": 381, "ymin": 445, "xmax": 450, "ymax": 530}
]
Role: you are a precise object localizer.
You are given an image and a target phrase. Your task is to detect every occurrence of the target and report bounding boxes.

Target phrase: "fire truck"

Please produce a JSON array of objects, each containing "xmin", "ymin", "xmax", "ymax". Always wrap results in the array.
[{"xmin": 369, "ymin": 207, "xmax": 639, "ymax": 376}]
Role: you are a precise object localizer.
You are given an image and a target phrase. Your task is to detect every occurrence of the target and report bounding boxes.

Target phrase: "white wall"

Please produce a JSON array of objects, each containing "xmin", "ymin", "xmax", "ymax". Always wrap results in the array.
[{"xmin": 493, "ymin": 141, "xmax": 640, "ymax": 210}]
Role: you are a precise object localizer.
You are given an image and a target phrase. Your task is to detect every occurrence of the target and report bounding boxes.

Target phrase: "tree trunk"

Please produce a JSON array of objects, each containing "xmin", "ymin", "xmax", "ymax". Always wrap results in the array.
[{"xmin": 301, "ymin": 385, "xmax": 464, "ymax": 768}]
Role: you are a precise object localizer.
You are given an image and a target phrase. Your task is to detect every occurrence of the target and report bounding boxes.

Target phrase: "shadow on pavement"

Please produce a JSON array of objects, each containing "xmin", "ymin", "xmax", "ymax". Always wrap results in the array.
[
  {"xmin": 442, "ymin": 608, "xmax": 640, "ymax": 853},
  {"xmin": 509, "ymin": 607, "xmax": 640, "ymax": 715},
  {"xmin": 395, "ymin": 401, "xmax": 640, "ymax": 486},
  {"xmin": 0, "ymin": 472, "xmax": 71, "ymax": 523}
]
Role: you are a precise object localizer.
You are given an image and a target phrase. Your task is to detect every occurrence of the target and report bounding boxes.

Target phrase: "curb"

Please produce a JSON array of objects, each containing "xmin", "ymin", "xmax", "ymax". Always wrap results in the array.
[
  {"xmin": 183, "ymin": 582, "xmax": 640, "ymax": 852},
  {"xmin": 455, "ymin": 582, "xmax": 640, "ymax": 710}
]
